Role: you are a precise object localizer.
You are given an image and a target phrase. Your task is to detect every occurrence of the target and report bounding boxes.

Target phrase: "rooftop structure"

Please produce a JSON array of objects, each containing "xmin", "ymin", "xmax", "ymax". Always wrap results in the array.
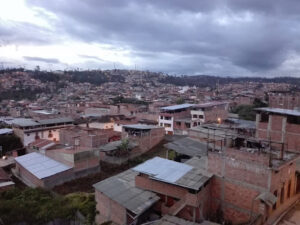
[
  {"xmin": 160, "ymin": 104, "xmax": 195, "ymax": 112},
  {"xmin": 123, "ymin": 124, "xmax": 160, "ymax": 130},
  {"xmin": 93, "ymin": 169, "xmax": 159, "ymax": 224},
  {"xmin": 164, "ymin": 137, "xmax": 208, "ymax": 157},
  {"xmin": 0, "ymin": 128, "xmax": 13, "ymax": 135},
  {"xmin": 255, "ymin": 107, "xmax": 300, "ymax": 117},
  {"xmin": 15, "ymin": 152, "xmax": 71, "ymax": 179},
  {"xmin": 133, "ymin": 157, "xmax": 212, "ymax": 190}
]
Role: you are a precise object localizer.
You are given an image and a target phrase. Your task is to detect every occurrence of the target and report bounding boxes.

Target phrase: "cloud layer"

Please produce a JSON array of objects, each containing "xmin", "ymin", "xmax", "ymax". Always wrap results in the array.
[{"xmin": 1, "ymin": 0, "xmax": 300, "ymax": 76}]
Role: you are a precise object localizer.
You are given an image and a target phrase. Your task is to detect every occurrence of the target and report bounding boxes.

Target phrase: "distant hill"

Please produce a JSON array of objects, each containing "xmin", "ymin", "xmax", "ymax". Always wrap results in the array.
[
  {"xmin": 1, "ymin": 67, "xmax": 300, "ymax": 88},
  {"xmin": 158, "ymin": 75, "xmax": 300, "ymax": 88}
]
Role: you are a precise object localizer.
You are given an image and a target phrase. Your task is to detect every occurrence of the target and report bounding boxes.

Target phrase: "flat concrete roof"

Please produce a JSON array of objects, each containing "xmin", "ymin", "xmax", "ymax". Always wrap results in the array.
[
  {"xmin": 164, "ymin": 137, "xmax": 208, "ymax": 157},
  {"xmin": 99, "ymin": 140, "xmax": 138, "ymax": 152}
]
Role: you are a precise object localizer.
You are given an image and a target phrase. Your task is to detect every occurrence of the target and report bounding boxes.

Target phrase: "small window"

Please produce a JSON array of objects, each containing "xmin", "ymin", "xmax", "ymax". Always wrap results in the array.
[
  {"xmin": 185, "ymin": 123, "xmax": 191, "ymax": 128},
  {"xmin": 287, "ymin": 116, "xmax": 300, "ymax": 125},
  {"xmin": 176, "ymin": 122, "xmax": 181, "ymax": 126},
  {"xmin": 260, "ymin": 113, "xmax": 269, "ymax": 122}
]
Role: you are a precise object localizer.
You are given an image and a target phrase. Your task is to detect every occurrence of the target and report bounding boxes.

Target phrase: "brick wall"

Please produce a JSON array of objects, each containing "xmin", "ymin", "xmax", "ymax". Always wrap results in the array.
[{"xmin": 95, "ymin": 190, "xmax": 126, "ymax": 225}]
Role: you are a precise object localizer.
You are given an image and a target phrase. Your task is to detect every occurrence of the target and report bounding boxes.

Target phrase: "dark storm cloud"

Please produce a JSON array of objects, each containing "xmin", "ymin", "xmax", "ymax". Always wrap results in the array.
[
  {"xmin": 20, "ymin": 0, "xmax": 300, "ymax": 75},
  {"xmin": 23, "ymin": 56, "xmax": 61, "ymax": 64}
]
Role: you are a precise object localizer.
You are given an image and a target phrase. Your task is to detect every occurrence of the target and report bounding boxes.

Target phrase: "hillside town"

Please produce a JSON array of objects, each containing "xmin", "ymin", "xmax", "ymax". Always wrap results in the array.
[{"xmin": 1, "ymin": 69, "xmax": 300, "ymax": 225}]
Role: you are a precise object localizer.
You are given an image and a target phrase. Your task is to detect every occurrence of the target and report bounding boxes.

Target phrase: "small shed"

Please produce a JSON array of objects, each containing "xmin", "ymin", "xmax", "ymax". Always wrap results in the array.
[{"xmin": 15, "ymin": 152, "xmax": 73, "ymax": 188}]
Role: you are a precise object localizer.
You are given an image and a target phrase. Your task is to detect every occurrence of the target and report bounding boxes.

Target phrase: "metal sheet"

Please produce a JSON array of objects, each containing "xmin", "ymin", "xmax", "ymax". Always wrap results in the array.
[
  {"xmin": 133, "ymin": 157, "xmax": 193, "ymax": 183},
  {"xmin": 15, "ymin": 152, "xmax": 71, "ymax": 179},
  {"xmin": 161, "ymin": 104, "xmax": 195, "ymax": 111}
]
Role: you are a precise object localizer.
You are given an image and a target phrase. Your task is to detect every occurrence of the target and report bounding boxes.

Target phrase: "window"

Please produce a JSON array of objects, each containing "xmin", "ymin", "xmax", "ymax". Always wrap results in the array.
[
  {"xmin": 165, "ymin": 116, "xmax": 171, "ymax": 120},
  {"xmin": 192, "ymin": 114, "xmax": 198, "ymax": 118},
  {"xmin": 287, "ymin": 181, "xmax": 291, "ymax": 198},
  {"xmin": 260, "ymin": 113, "xmax": 269, "ymax": 122},
  {"xmin": 287, "ymin": 115, "xmax": 300, "ymax": 124},
  {"xmin": 176, "ymin": 122, "xmax": 181, "ymax": 126},
  {"xmin": 160, "ymin": 123, "xmax": 163, "ymax": 126},
  {"xmin": 273, "ymin": 190, "xmax": 277, "ymax": 210},
  {"xmin": 280, "ymin": 185, "xmax": 285, "ymax": 204},
  {"xmin": 160, "ymin": 116, "xmax": 163, "ymax": 119},
  {"xmin": 185, "ymin": 123, "xmax": 191, "ymax": 128},
  {"xmin": 199, "ymin": 115, "xmax": 204, "ymax": 119},
  {"xmin": 164, "ymin": 123, "xmax": 171, "ymax": 128}
]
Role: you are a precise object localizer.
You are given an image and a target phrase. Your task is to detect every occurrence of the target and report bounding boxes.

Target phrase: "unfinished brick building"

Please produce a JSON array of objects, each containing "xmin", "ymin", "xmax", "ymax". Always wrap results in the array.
[
  {"xmin": 268, "ymin": 91, "xmax": 300, "ymax": 109},
  {"xmin": 122, "ymin": 124, "xmax": 165, "ymax": 154},
  {"xmin": 94, "ymin": 121, "xmax": 300, "ymax": 225},
  {"xmin": 255, "ymin": 107, "xmax": 300, "ymax": 152}
]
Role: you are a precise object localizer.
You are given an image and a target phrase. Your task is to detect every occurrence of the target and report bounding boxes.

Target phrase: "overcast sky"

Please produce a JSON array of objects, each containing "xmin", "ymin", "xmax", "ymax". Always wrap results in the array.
[{"xmin": 1, "ymin": 0, "xmax": 300, "ymax": 76}]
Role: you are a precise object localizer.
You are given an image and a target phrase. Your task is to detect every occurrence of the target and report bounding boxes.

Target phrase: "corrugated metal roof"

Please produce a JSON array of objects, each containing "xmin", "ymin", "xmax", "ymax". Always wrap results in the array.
[
  {"xmin": 15, "ymin": 152, "xmax": 71, "ymax": 179},
  {"xmin": 161, "ymin": 104, "xmax": 195, "ymax": 111},
  {"xmin": 0, "ymin": 128, "xmax": 13, "ymax": 135},
  {"xmin": 123, "ymin": 124, "xmax": 159, "ymax": 130},
  {"xmin": 39, "ymin": 117, "xmax": 74, "ymax": 125},
  {"xmin": 255, "ymin": 107, "xmax": 300, "ymax": 116},
  {"xmin": 175, "ymin": 167, "xmax": 212, "ymax": 190},
  {"xmin": 195, "ymin": 101, "xmax": 228, "ymax": 108},
  {"xmin": 134, "ymin": 157, "xmax": 212, "ymax": 190},
  {"xmin": 133, "ymin": 157, "xmax": 193, "ymax": 183},
  {"xmin": 12, "ymin": 118, "xmax": 40, "ymax": 127},
  {"xmin": 93, "ymin": 169, "xmax": 159, "ymax": 215}
]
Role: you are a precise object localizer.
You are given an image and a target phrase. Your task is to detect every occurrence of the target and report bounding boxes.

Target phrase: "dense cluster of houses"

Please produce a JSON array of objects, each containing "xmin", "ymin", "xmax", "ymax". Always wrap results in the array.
[{"xmin": 1, "ymin": 96, "xmax": 300, "ymax": 225}]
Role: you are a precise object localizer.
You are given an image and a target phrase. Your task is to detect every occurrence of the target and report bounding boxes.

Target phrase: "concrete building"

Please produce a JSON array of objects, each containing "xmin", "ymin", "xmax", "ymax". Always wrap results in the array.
[
  {"xmin": 190, "ymin": 102, "xmax": 228, "ymax": 125},
  {"xmin": 159, "ymin": 104, "xmax": 195, "ymax": 135},
  {"xmin": 173, "ymin": 102, "xmax": 228, "ymax": 135},
  {"xmin": 12, "ymin": 118, "xmax": 74, "ymax": 146}
]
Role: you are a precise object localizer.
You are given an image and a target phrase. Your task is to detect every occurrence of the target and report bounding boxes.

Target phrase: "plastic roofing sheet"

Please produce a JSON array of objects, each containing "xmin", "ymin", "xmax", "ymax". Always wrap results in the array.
[
  {"xmin": 161, "ymin": 104, "xmax": 195, "ymax": 111},
  {"xmin": 133, "ymin": 157, "xmax": 193, "ymax": 183}
]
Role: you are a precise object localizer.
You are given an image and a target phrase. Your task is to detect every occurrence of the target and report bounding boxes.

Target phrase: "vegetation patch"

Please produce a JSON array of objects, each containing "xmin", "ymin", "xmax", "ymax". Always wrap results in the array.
[{"xmin": 0, "ymin": 188, "xmax": 96, "ymax": 225}]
